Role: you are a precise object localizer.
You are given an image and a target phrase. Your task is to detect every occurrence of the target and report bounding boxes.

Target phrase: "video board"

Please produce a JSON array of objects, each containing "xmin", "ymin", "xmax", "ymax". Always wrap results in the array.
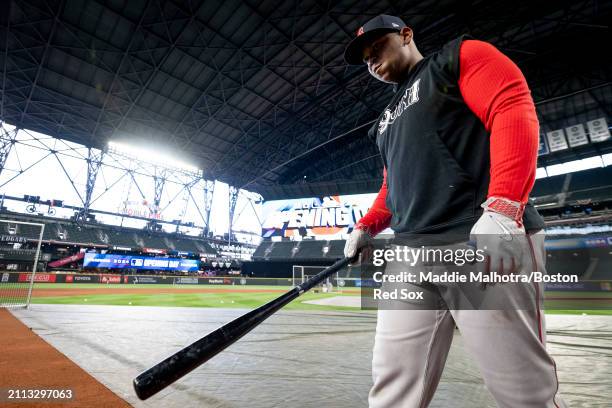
[
  {"xmin": 83, "ymin": 253, "xmax": 200, "ymax": 272},
  {"xmin": 261, "ymin": 194, "xmax": 392, "ymax": 240}
]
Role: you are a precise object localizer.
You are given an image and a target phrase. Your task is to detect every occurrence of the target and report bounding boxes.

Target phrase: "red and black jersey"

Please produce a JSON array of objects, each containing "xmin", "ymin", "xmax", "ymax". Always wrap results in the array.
[{"xmin": 357, "ymin": 36, "xmax": 544, "ymax": 239}]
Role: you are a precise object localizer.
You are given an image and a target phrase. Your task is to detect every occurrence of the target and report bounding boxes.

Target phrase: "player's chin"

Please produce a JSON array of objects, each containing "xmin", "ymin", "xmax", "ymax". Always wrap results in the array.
[
  {"xmin": 377, "ymin": 73, "xmax": 395, "ymax": 84},
  {"xmin": 376, "ymin": 66, "xmax": 396, "ymax": 83},
  {"xmin": 373, "ymin": 70, "xmax": 388, "ymax": 83}
]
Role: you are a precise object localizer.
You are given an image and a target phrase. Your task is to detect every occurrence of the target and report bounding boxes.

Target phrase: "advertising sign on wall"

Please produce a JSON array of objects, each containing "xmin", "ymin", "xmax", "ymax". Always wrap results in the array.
[
  {"xmin": 65, "ymin": 274, "xmax": 99, "ymax": 283},
  {"xmin": 0, "ymin": 235, "xmax": 27, "ymax": 243},
  {"xmin": 174, "ymin": 277, "xmax": 199, "ymax": 285},
  {"xmin": 18, "ymin": 273, "xmax": 56, "ymax": 283},
  {"xmin": 118, "ymin": 199, "xmax": 162, "ymax": 220},
  {"xmin": 100, "ymin": 274, "xmax": 122, "ymax": 284},
  {"xmin": 202, "ymin": 278, "xmax": 233, "ymax": 285}
]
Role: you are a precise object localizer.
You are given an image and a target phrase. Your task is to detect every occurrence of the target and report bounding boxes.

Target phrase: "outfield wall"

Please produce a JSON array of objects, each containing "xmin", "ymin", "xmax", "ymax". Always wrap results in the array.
[
  {"xmin": 1, "ymin": 272, "xmax": 297, "ymax": 287},
  {"xmin": 2, "ymin": 272, "xmax": 611, "ymax": 292}
]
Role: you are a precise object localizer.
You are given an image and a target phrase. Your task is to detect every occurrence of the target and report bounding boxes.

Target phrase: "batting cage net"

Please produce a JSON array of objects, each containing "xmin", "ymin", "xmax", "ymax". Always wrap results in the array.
[
  {"xmin": 0, "ymin": 219, "xmax": 45, "ymax": 309},
  {"xmin": 292, "ymin": 265, "xmax": 342, "ymax": 293}
]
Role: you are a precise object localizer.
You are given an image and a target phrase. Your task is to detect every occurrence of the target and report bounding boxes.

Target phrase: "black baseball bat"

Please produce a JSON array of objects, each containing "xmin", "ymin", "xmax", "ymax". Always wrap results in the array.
[{"xmin": 133, "ymin": 257, "xmax": 351, "ymax": 400}]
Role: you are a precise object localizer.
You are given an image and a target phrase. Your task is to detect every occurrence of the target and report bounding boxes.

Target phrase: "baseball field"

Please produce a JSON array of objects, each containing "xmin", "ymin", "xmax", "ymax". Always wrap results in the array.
[
  {"xmin": 2, "ymin": 281, "xmax": 610, "ymax": 407},
  {"xmin": 28, "ymin": 282, "xmax": 612, "ymax": 314},
  {"xmin": 28, "ymin": 282, "xmax": 364, "ymax": 310}
]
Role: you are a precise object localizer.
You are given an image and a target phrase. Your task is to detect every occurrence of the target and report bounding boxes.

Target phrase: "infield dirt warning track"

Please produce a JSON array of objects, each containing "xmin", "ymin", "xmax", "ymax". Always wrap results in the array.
[{"xmin": 0, "ymin": 309, "xmax": 130, "ymax": 408}]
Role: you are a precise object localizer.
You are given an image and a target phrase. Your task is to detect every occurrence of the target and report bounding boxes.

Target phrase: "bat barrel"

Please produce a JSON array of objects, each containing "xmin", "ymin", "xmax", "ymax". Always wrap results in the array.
[
  {"xmin": 133, "ymin": 327, "xmax": 229, "ymax": 399},
  {"xmin": 133, "ymin": 257, "xmax": 350, "ymax": 400},
  {"xmin": 133, "ymin": 290, "xmax": 297, "ymax": 399}
]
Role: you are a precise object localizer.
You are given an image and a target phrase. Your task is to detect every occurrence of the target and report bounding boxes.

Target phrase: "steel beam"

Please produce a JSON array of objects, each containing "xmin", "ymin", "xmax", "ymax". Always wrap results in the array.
[
  {"xmin": 78, "ymin": 147, "xmax": 104, "ymax": 221},
  {"xmin": 228, "ymin": 185, "xmax": 238, "ymax": 244},
  {"xmin": 0, "ymin": 124, "xmax": 16, "ymax": 177},
  {"xmin": 202, "ymin": 179, "xmax": 215, "ymax": 237}
]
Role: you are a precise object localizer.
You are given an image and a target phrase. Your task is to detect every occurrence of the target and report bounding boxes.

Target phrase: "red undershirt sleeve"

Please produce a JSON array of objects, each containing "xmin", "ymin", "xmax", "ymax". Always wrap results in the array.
[
  {"xmin": 355, "ymin": 167, "xmax": 392, "ymax": 236},
  {"xmin": 458, "ymin": 39, "xmax": 539, "ymax": 204}
]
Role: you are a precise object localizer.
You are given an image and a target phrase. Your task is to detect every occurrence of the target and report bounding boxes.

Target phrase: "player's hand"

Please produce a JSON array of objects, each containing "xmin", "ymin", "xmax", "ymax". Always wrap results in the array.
[
  {"xmin": 470, "ymin": 197, "xmax": 527, "ymax": 275},
  {"xmin": 344, "ymin": 228, "xmax": 372, "ymax": 262}
]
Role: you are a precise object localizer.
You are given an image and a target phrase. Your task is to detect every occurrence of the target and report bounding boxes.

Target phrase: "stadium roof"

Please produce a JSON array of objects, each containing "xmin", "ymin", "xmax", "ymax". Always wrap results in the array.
[{"xmin": 2, "ymin": 0, "xmax": 611, "ymax": 200}]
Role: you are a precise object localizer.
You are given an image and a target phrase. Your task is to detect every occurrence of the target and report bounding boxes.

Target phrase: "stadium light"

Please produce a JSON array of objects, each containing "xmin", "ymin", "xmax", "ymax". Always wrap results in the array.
[
  {"xmin": 545, "ymin": 156, "xmax": 604, "ymax": 177},
  {"xmin": 535, "ymin": 167, "xmax": 548, "ymax": 179},
  {"xmin": 602, "ymin": 153, "xmax": 612, "ymax": 167},
  {"xmin": 108, "ymin": 140, "xmax": 199, "ymax": 172},
  {"xmin": 535, "ymin": 154, "xmax": 611, "ymax": 180},
  {"xmin": 534, "ymin": 202, "xmax": 558, "ymax": 208}
]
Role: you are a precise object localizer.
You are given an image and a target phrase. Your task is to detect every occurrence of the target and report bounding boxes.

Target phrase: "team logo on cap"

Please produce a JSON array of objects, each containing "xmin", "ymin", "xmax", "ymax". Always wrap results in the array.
[{"xmin": 356, "ymin": 27, "xmax": 364, "ymax": 36}]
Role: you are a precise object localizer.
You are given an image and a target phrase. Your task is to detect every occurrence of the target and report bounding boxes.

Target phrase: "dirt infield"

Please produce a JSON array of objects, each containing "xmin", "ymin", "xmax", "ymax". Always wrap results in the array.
[{"xmin": 0, "ymin": 309, "xmax": 130, "ymax": 407}]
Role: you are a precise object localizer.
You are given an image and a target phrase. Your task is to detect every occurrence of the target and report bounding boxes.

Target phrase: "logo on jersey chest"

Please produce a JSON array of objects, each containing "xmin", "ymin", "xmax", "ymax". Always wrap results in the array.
[{"xmin": 378, "ymin": 78, "xmax": 421, "ymax": 135}]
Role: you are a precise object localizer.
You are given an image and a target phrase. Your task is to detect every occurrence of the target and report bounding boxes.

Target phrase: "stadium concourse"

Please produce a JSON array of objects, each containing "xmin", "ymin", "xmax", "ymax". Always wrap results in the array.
[{"xmin": 1, "ymin": 0, "xmax": 611, "ymax": 407}]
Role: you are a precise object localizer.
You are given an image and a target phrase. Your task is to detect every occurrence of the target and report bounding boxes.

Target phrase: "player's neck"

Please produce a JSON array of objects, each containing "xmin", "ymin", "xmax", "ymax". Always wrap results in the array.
[
  {"xmin": 395, "ymin": 52, "xmax": 424, "ymax": 87},
  {"xmin": 406, "ymin": 51, "xmax": 424, "ymax": 72}
]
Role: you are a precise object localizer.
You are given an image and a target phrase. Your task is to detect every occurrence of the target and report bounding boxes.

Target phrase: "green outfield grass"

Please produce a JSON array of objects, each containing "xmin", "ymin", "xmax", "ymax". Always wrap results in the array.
[
  {"xmin": 546, "ymin": 309, "xmax": 612, "ymax": 315},
  {"xmin": 544, "ymin": 290, "xmax": 612, "ymax": 313},
  {"xmin": 30, "ymin": 282, "xmax": 362, "ymax": 311},
  {"xmin": 28, "ymin": 283, "xmax": 612, "ymax": 314},
  {"xmin": 30, "ymin": 290, "xmax": 360, "ymax": 311}
]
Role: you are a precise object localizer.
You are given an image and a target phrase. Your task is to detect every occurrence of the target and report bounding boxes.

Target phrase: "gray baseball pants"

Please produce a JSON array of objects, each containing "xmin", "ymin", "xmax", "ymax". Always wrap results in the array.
[{"xmin": 368, "ymin": 231, "xmax": 566, "ymax": 407}]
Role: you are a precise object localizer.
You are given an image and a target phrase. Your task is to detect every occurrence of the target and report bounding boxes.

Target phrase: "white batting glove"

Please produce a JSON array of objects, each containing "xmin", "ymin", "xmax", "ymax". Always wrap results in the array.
[
  {"xmin": 470, "ymin": 197, "xmax": 527, "ymax": 275},
  {"xmin": 344, "ymin": 228, "xmax": 372, "ymax": 260}
]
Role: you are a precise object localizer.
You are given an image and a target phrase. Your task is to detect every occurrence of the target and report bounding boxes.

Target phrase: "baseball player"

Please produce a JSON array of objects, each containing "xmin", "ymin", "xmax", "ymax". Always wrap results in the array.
[{"xmin": 343, "ymin": 15, "xmax": 566, "ymax": 407}]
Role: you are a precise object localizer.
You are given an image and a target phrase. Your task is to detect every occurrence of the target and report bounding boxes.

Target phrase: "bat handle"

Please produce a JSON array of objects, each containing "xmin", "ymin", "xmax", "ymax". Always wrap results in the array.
[{"xmin": 296, "ymin": 258, "xmax": 350, "ymax": 293}]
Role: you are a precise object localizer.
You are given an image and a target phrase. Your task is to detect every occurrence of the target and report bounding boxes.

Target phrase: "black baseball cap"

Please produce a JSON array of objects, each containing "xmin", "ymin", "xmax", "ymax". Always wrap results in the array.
[{"xmin": 344, "ymin": 15, "xmax": 407, "ymax": 65}]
